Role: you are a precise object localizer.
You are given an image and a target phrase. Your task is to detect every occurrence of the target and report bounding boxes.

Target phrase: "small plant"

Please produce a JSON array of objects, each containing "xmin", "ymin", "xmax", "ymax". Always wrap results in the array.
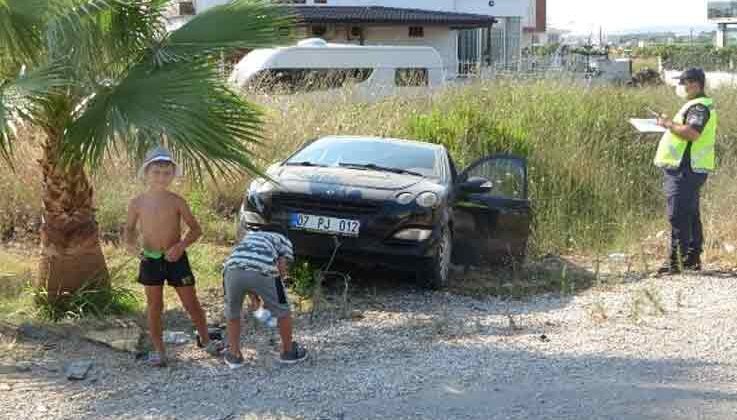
[
  {"xmin": 559, "ymin": 264, "xmax": 570, "ymax": 295},
  {"xmin": 629, "ymin": 294, "xmax": 644, "ymax": 324},
  {"xmin": 642, "ymin": 288, "xmax": 667, "ymax": 316},
  {"xmin": 289, "ymin": 259, "xmax": 318, "ymax": 298},
  {"xmin": 31, "ymin": 282, "xmax": 140, "ymax": 322}
]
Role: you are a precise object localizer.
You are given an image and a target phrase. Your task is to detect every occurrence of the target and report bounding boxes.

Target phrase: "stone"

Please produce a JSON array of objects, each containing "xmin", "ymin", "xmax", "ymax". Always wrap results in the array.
[
  {"xmin": 163, "ymin": 331, "xmax": 190, "ymax": 345},
  {"xmin": 15, "ymin": 361, "xmax": 31, "ymax": 372},
  {"xmin": 17, "ymin": 323, "xmax": 52, "ymax": 341},
  {"xmin": 0, "ymin": 383, "xmax": 12, "ymax": 391},
  {"xmin": 83, "ymin": 325, "xmax": 143, "ymax": 353},
  {"xmin": 64, "ymin": 360, "xmax": 93, "ymax": 381}
]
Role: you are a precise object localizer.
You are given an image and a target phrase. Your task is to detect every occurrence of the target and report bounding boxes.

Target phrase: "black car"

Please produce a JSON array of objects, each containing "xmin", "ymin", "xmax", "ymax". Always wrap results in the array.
[{"xmin": 239, "ymin": 136, "xmax": 531, "ymax": 288}]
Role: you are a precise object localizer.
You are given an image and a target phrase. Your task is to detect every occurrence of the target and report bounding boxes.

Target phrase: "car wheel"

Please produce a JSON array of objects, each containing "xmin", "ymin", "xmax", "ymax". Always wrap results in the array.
[{"xmin": 422, "ymin": 227, "xmax": 452, "ymax": 290}]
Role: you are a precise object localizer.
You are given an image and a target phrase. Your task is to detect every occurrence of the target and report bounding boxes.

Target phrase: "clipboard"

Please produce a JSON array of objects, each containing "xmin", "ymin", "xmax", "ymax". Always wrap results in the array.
[{"xmin": 629, "ymin": 118, "xmax": 666, "ymax": 133}]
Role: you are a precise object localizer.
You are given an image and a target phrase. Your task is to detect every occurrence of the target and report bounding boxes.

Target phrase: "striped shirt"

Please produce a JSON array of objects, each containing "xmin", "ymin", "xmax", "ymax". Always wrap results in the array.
[{"xmin": 224, "ymin": 231, "xmax": 295, "ymax": 277}]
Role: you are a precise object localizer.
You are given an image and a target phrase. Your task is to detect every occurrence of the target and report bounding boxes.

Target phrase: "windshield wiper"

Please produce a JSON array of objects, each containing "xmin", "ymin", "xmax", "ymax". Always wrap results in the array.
[
  {"xmin": 339, "ymin": 162, "xmax": 424, "ymax": 177},
  {"xmin": 285, "ymin": 161, "xmax": 328, "ymax": 167}
]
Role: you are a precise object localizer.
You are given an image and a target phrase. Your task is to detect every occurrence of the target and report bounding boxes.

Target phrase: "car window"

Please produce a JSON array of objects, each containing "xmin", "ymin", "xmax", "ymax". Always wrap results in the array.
[
  {"xmin": 395, "ymin": 68, "xmax": 429, "ymax": 87},
  {"xmin": 465, "ymin": 157, "xmax": 526, "ymax": 199},
  {"xmin": 287, "ymin": 138, "xmax": 439, "ymax": 178},
  {"xmin": 246, "ymin": 68, "xmax": 373, "ymax": 94}
]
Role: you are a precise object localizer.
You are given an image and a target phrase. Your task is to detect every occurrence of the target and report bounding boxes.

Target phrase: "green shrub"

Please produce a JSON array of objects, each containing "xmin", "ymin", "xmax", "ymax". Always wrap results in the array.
[
  {"xmin": 31, "ymin": 282, "xmax": 140, "ymax": 322},
  {"xmin": 402, "ymin": 81, "xmax": 737, "ymax": 253}
]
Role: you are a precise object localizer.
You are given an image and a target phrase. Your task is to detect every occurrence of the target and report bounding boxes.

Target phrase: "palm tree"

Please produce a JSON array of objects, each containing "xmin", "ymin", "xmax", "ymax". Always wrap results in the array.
[{"xmin": 0, "ymin": 0, "xmax": 292, "ymax": 298}]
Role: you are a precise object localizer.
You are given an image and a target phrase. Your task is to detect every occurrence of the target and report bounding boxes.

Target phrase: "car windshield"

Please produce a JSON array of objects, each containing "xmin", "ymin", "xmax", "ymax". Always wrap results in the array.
[{"xmin": 286, "ymin": 138, "xmax": 439, "ymax": 178}]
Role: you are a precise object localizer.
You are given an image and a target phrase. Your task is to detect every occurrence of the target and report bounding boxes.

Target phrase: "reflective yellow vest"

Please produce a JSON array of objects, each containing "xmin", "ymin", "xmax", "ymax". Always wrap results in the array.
[{"xmin": 654, "ymin": 96, "xmax": 717, "ymax": 173}]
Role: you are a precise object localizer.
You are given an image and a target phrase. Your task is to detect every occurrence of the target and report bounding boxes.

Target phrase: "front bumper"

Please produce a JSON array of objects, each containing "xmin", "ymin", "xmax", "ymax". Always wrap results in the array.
[{"xmin": 239, "ymin": 206, "xmax": 442, "ymax": 271}]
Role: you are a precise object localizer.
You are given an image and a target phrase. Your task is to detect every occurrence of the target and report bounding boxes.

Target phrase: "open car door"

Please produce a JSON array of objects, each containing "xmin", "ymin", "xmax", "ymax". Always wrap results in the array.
[{"xmin": 452, "ymin": 154, "xmax": 531, "ymax": 266}]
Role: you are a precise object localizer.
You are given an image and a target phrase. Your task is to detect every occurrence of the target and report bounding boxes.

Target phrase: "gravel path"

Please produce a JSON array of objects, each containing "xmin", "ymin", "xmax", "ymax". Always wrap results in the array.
[{"xmin": 2, "ymin": 272, "xmax": 737, "ymax": 420}]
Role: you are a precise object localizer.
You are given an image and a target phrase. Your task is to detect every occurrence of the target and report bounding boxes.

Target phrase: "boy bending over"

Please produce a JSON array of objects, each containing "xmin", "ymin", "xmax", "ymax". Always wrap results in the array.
[{"xmin": 222, "ymin": 225, "xmax": 307, "ymax": 368}]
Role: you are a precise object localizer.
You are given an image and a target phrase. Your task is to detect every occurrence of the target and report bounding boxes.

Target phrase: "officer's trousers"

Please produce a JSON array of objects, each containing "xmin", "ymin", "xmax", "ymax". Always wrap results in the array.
[{"xmin": 664, "ymin": 168, "xmax": 708, "ymax": 264}]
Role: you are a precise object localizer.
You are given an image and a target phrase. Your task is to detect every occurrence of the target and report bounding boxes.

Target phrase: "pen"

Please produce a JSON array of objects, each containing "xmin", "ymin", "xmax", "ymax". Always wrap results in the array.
[{"xmin": 646, "ymin": 107, "xmax": 661, "ymax": 118}]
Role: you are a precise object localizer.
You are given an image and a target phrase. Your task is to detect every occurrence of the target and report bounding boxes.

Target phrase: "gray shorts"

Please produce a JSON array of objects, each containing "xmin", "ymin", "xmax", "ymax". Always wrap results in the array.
[{"xmin": 223, "ymin": 267, "xmax": 290, "ymax": 321}]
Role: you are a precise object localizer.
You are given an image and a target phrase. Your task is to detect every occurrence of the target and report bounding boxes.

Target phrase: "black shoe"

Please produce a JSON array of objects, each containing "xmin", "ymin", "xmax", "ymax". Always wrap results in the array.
[
  {"xmin": 279, "ymin": 342, "xmax": 308, "ymax": 365},
  {"xmin": 657, "ymin": 262, "xmax": 681, "ymax": 275},
  {"xmin": 684, "ymin": 255, "xmax": 702, "ymax": 271}
]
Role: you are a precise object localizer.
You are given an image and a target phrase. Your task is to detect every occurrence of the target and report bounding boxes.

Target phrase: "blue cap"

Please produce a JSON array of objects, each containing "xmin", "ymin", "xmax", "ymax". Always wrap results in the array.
[{"xmin": 674, "ymin": 68, "xmax": 706, "ymax": 86}]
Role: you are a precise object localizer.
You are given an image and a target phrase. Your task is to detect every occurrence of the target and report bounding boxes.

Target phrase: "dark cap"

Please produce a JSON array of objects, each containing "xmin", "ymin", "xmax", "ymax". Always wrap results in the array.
[{"xmin": 673, "ymin": 68, "xmax": 706, "ymax": 86}]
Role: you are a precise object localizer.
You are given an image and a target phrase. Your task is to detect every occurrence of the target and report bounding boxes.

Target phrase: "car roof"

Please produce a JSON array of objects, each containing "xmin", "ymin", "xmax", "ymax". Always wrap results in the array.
[{"xmin": 315, "ymin": 135, "xmax": 445, "ymax": 152}]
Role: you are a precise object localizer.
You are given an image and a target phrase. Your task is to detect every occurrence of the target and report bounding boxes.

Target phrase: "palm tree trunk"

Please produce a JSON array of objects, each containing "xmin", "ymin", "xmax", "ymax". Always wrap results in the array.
[{"xmin": 36, "ymin": 130, "xmax": 109, "ymax": 298}]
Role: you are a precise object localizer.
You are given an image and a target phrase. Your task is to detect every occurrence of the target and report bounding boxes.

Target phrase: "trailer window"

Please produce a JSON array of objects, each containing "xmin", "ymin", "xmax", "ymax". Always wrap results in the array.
[
  {"xmin": 247, "ymin": 68, "xmax": 373, "ymax": 94},
  {"xmin": 395, "ymin": 68, "xmax": 429, "ymax": 87}
]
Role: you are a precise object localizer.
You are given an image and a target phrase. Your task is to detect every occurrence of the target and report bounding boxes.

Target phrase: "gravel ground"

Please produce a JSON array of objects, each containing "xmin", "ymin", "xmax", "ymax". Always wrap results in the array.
[{"xmin": 2, "ymin": 271, "xmax": 737, "ymax": 420}]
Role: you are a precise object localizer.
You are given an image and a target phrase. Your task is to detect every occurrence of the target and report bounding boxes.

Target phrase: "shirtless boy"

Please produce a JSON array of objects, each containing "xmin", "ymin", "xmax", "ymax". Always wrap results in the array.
[{"xmin": 125, "ymin": 147, "xmax": 221, "ymax": 367}]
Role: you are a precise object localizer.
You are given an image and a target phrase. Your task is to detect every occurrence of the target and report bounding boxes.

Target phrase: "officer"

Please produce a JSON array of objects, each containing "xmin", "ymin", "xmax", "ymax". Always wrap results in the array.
[{"xmin": 655, "ymin": 68, "xmax": 718, "ymax": 274}]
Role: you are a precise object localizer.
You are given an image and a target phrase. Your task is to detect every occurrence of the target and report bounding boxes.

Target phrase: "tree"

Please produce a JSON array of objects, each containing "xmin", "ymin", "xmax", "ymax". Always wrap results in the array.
[{"xmin": 0, "ymin": 0, "xmax": 292, "ymax": 298}]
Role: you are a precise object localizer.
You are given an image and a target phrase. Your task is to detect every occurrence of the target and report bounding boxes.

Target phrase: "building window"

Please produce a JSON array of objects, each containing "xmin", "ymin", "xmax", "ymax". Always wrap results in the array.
[
  {"xmin": 457, "ymin": 29, "xmax": 481, "ymax": 76},
  {"xmin": 178, "ymin": 1, "xmax": 195, "ymax": 16},
  {"xmin": 395, "ymin": 68, "xmax": 429, "ymax": 87},
  {"xmin": 409, "ymin": 27, "xmax": 425, "ymax": 38}
]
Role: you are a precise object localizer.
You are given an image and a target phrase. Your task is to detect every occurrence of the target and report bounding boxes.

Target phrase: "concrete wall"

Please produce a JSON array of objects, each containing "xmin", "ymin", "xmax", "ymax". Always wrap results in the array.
[
  {"xmin": 320, "ymin": 25, "xmax": 458, "ymax": 78},
  {"xmin": 195, "ymin": 0, "xmax": 230, "ymax": 10},
  {"xmin": 663, "ymin": 69, "xmax": 737, "ymax": 89}
]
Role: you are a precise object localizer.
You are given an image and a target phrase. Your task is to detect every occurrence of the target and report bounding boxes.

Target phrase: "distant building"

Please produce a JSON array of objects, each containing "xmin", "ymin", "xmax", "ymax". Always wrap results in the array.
[
  {"xmin": 708, "ymin": 0, "xmax": 737, "ymax": 48},
  {"xmin": 523, "ymin": 0, "xmax": 547, "ymax": 45},
  {"xmin": 165, "ymin": 0, "xmax": 546, "ymax": 76}
]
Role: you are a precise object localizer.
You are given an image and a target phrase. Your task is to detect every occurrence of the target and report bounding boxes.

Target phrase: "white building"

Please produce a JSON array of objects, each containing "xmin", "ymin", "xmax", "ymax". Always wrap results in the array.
[{"xmin": 167, "ymin": 0, "xmax": 545, "ymax": 77}]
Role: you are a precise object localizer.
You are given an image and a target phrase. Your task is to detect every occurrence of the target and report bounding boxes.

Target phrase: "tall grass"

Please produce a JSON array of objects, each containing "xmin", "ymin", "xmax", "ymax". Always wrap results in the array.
[{"xmin": 2, "ymin": 81, "xmax": 737, "ymax": 261}]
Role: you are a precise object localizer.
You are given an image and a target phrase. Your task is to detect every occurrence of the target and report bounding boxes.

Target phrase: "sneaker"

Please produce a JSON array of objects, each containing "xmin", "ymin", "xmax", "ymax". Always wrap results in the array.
[
  {"xmin": 656, "ymin": 262, "xmax": 681, "ymax": 275},
  {"xmin": 279, "ymin": 342, "xmax": 308, "ymax": 365},
  {"xmin": 224, "ymin": 352, "xmax": 245, "ymax": 370},
  {"xmin": 146, "ymin": 352, "xmax": 167, "ymax": 368},
  {"xmin": 204, "ymin": 340, "xmax": 225, "ymax": 357}
]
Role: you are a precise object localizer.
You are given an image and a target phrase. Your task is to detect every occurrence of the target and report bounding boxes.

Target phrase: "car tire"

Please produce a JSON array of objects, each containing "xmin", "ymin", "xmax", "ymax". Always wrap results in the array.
[{"xmin": 421, "ymin": 227, "xmax": 452, "ymax": 290}]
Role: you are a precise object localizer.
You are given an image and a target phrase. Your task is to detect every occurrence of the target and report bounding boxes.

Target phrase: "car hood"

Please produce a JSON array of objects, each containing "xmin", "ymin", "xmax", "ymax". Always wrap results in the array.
[{"xmin": 270, "ymin": 166, "xmax": 428, "ymax": 194}]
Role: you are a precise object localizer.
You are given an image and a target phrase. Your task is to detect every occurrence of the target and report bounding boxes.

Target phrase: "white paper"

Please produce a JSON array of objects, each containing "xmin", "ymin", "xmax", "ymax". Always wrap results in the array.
[{"xmin": 629, "ymin": 118, "xmax": 667, "ymax": 133}]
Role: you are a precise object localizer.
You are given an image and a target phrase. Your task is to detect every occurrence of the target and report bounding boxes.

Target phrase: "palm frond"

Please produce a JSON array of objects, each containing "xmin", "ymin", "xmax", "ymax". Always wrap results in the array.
[
  {"xmin": 164, "ymin": 0, "xmax": 295, "ymax": 62},
  {"xmin": 46, "ymin": 0, "xmax": 165, "ymax": 86},
  {"xmin": 0, "ymin": 62, "xmax": 69, "ymax": 162},
  {"xmin": 0, "ymin": 0, "xmax": 53, "ymax": 72},
  {"xmin": 63, "ymin": 58, "xmax": 264, "ymax": 178}
]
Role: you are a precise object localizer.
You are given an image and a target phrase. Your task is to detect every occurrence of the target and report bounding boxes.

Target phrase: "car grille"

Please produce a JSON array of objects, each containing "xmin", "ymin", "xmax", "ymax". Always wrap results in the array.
[{"xmin": 272, "ymin": 194, "xmax": 380, "ymax": 215}]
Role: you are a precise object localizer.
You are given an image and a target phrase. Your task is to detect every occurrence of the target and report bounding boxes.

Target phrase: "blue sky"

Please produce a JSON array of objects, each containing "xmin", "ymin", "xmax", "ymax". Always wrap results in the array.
[{"xmin": 549, "ymin": 0, "xmax": 711, "ymax": 34}]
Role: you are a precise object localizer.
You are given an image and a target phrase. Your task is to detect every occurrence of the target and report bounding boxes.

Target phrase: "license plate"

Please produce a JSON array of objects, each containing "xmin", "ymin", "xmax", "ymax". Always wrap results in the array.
[{"xmin": 289, "ymin": 213, "xmax": 360, "ymax": 237}]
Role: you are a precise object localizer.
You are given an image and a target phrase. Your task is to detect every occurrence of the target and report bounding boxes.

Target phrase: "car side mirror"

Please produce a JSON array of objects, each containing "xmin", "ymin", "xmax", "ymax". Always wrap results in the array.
[{"xmin": 457, "ymin": 176, "xmax": 493, "ymax": 194}]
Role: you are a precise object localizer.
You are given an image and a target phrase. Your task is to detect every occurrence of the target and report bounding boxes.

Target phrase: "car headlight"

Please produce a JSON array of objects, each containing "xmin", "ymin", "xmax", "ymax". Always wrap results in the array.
[
  {"xmin": 416, "ymin": 192, "xmax": 439, "ymax": 208},
  {"xmin": 241, "ymin": 209, "xmax": 266, "ymax": 225},
  {"xmin": 247, "ymin": 178, "xmax": 273, "ymax": 213},
  {"xmin": 393, "ymin": 228, "xmax": 432, "ymax": 241},
  {"xmin": 395, "ymin": 192, "xmax": 415, "ymax": 205}
]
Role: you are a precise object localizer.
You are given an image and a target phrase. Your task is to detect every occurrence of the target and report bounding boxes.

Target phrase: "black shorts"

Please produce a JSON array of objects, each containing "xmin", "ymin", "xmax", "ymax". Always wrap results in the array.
[{"xmin": 138, "ymin": 252, "xmax": 195, "ymax": 288}]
